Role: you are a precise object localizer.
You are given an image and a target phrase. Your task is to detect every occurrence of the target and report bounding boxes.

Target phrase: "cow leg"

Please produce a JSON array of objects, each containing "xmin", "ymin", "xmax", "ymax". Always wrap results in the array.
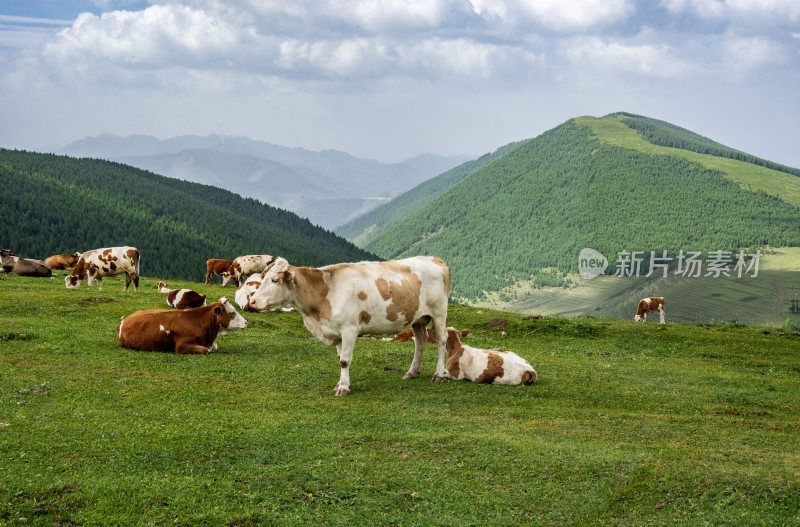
[
  {"xmin": 334, "ymin": 329, "xmax": 357, "ymax": 396},
  {"xmin": 133, "ymin": 275, "xmax": 139, "ymax": 292},
  {"xmin": 659, "ymin": 306, "xmax": 665, "ymax": 324},
  {"xmin": 176, "ymin": 340, "xmax": 210, "ymax": 354},
  {"xmin": 124, "ymin": 273, "xmax": 132, "ymax": 292},
  {"xmin": 430, "ymin": 318, "xmax": 448, "ymax": 382},
  {"xmin": 402, "ymin": 323, "xmax": 428, "ymax": 380},
  {"xmin": 95, "ymin": 276, "xmax": 103, "ymax": 290}
]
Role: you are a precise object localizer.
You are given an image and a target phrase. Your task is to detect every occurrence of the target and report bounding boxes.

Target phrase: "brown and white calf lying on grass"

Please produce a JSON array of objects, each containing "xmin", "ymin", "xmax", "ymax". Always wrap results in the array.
[
  {"xmin": 396, "ymin": 326, "xmax": 537, "ymax": 385},
  {"xmin": 157, "ymin": 281, "xmax": 207, "ymax": 309},
  {"xmin": 117, "ymin": 298, "xmax": 247, "ymax": 354},
  {"xmin": 442, "ymin": 327, "xmax": 537, "ymax": 385}
]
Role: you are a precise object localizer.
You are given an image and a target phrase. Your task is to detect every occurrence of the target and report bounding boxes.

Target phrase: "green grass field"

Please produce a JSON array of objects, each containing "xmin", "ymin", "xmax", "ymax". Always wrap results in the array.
[{"xmin": 2, "ymin": 272, "xmax": 800, "ymax": 525}]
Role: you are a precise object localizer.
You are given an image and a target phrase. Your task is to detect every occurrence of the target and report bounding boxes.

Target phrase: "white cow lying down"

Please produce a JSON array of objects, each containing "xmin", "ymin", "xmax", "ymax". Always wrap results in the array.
[{"xmin": 441, "ymin": 327, "xmax": 537, "ymax": 385}]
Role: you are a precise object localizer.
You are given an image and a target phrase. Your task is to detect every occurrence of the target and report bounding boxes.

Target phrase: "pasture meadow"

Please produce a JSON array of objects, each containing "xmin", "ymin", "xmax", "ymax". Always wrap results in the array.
[{"xmin": 1, "ymin": 272, "xmax": 799, "ymax": 525}]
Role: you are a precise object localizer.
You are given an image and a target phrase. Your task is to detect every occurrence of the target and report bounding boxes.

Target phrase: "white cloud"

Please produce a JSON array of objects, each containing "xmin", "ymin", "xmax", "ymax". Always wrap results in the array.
[
  {"xmin": 561, "ymin": 37, "xmax": 703, "ymax": 78},
  {"xmin": 469, "ymin": 0, "xmax": 633, "ymax": 31},
  {"xmin": 722, "ymin": 35, "xmax": 786, "ymax": 73}
]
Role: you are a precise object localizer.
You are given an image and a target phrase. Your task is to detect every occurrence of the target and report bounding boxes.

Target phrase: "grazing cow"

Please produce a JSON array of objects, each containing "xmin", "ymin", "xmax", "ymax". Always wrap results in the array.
[
  {"xmin": 441, "ymin": 327, "xmax": 537, "ymax": 386},
  {"xmin": 157, "ymin": 281, "xmax": 207, "ymax": 309},
  {"xmin": 205, "ymin": 258, "xmax": 233, "ymax": 285},
  {"xmin": 117, "ymin": 297, "xmax": 248, "ymax": 354},
  {"xmin": 65, "ymin": 246, "xmax": 140, "ymax": 291},
  {"xmin": 0, "ymin": 249, "xmax": 52, "ymax": 277},
  {"xmin": 234, "ymin": 273, "xmax": 263, "ymax": 311},
  {"xmin": 248, "ymin": 256, "xmax": 451, "ymax": 396},
  {"xmin": 44, "ymin": 252, "xmax": 82, "ymax": 270},
  {"xmin": 395, "ymin": 327, "xmax": 469, "ymax": 342},
  {"xmin": 221, "ymin": 255, "xmax": 275, "ymax": 287},
  {"xmin": 634, "ymin": 296, "xmax": 666, "ymax": 323}
]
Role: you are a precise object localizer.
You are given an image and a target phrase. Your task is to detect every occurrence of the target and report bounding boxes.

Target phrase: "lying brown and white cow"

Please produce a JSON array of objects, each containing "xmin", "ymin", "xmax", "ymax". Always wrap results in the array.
[
  {"xmin": 440, "ymin": 327, "xmax": 537, "ymax": 385},
  {"xmin": 65, "ymin": 246, "xmax": 140, "ymax": 291},
  {"xmin": 634, "ymin": 296, "xmax": 666, "ymax": 323},
  {"xmin": 234, "ymin": 273, "xmax": 263, "ymax": 311},
  {"xmin": 45, "ymin": 252, "xmax": 82, "ymax": 270},
  {"xmin": 248, "ymin": 256, "xmax": 451, "ymax": 396},
  {"xmin": 0, "ymin": 249, "xmax": 52, "ymax": 277},
  {"xmin": 117, "ymin": 297, "xmax": 248, "ymax": 354},
  {"xmin": 221, "ymin": 255, "xmax": 275, "ymax": 287},
  {"xmin": 205, "ymin": 258, "xmax": 233, "ymax": 285},
  {"xmin": 157, "ymin": 281, "xmax": 207, "ymax": 309}
]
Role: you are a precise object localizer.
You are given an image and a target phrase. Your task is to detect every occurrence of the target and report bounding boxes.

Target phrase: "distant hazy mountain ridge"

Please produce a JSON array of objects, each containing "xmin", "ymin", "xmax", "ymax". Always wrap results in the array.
[{"xmin": 60, "ymin": 134, "xmax": 470, "ymax": 229}]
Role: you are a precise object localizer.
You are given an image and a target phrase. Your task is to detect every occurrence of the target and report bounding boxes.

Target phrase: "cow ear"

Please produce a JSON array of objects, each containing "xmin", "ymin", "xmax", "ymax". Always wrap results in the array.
[
  {"xmin": 460, "ymin": 329, "xmax": 470, "ymax": 337},
  {"xmin": 279, "ymin": 270, "xmax": 293, "ymax": 284},
  {"xmin": 214, "ymin": 306, "xmax": 222, "ymax": 314}
]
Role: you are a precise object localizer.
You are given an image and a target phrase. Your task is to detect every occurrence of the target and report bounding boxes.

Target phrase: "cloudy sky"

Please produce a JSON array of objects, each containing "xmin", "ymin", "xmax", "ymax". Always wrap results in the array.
[{"xmin": 1, "ymin": 0, "xmax": 799, "ymax": 165}]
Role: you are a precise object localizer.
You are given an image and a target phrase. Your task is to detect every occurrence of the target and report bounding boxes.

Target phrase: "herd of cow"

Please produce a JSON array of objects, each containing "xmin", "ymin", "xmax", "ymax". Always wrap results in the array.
[{"xmin": 3, "ymin": 245, "xmax": 666, "ymax": 396}]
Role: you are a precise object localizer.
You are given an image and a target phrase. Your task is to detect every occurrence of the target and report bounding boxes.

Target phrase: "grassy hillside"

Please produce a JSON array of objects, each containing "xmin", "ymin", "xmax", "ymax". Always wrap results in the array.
[
  {"xmin": 335, "ymin": 141, "xmax": 522, "ymax": 246},
  {"xmin": 0, "ymin": 149, "xmax": 374, "ymax": 281},
  {"xmin": 2, "ymin": 273, "xmax": 800, "ymax": 525},
  {"xmin": 488, "ymin": 248, "xmax": 800, "ymax": 327},
  {"xmin": 366, "ymin": 119, "xmax": 800, "ymax": 300}
]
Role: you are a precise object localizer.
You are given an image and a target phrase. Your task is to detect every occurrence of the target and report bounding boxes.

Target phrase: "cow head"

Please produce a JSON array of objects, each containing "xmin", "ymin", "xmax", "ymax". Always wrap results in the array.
[
  {"xmin": 220, "ymin": 263, "xmax": 240, "ymax": 287},
  {"xmin": 64, "ymin": 275, "xmax": 82, "ymax": 289},
  {"xmin": 248, "ymin": 257, "xmax": 293, "ymax": 312},
  {"xmin": 0, "ymin": 249, "xmax": 14, "ymax": 264},
  {"xmin": 215, "ymin": 297, "xmax": 249, "ymax": 331},
  {"xmin": 157, "ymin": 281, "xmax": 169, "ymax": 293}
]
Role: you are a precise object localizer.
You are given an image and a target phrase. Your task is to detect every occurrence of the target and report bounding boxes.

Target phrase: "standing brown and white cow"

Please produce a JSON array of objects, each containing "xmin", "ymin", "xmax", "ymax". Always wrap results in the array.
[
  {"xmin": 65, "ymin": 246, "xmax": 140, "ymax": 291},
  {"xmin": 634, "ymin": 296, "xmax": 666, "ymax": 323},
  {"xmin": 248, "ymin": 256, "xmax": 451, "ymax": 396},
  {"xmin": 221, "ymin": 255, "xmax": 275, "ymax": 287},
  {"xmin": 157, "ymin": 281, "xmax": 207, "ymax": 309},
  {"xmin": 45, "ymin": 252, "xmax": 82, "ymax": 270},
  {"xmin": 0, "ymin": 249, "xmax": 52, "ymax": 277},
  {"xmin": 205, "ymin": 258, "xmax": 233, "ymax": 285},
  {"xmin": 117, "ymin": 298, "xmax": 248, "ymax": 354}
]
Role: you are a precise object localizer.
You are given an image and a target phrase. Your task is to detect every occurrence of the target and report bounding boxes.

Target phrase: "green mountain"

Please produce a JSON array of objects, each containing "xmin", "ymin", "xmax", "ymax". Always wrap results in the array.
[
  {"xmin": 335, "ymin": 141, "xmax": 522, "ymax": 246},
  {"xmin": 363, "ymin": 114, "xmax": 800, "ymax": 300},
  {"xmin": 0, "ymin": 149, "xmax": 374, "ymax": 280}
]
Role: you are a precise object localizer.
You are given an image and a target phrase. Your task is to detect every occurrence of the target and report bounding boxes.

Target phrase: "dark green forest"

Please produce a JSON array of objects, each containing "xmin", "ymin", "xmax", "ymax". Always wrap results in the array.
[
  {"xmin": 335, "ymin": 140, "xmax": 523, "ymax": 245},
  {"xmin": 0, "ymin": 149, "xmax": 374, "ymax": 281},
  {"xmin": 614, "ymin": 112, "xmax": 800, "ymax": 178},
  {"xmin": 366, "ymin": 120, "xmax": 800, "ymax": 300}
]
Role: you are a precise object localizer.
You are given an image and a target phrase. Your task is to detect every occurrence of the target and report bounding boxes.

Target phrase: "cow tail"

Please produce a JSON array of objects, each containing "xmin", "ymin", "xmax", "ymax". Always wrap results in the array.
[{"xmin": 135, "ymin": 249, "xmax": 141, "ymax": 277}]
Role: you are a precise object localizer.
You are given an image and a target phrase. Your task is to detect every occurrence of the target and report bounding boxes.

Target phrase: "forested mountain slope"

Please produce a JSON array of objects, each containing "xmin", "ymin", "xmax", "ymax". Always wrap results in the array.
[
  {"xmin": 0, "ymin": 149, "xmax": 374, "ymax": 281},
  {"xmin": 336, "ymin": 141, "xmax": 523, "ymax": 246},
  {"xmin": 365, "ymin": 117, "xmax": 800, "ymax": 300}
]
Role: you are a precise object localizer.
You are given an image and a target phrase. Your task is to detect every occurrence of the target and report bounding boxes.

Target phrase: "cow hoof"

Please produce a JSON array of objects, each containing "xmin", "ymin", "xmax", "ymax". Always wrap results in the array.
[
  {"xmin": 334, "ymin": 386, "xmax": 351, "ymax": 396},
  {"xmin": 402, "ymin": 371, "xmax": 418, "ymax": 380},
  {"xmin": 431, "ymin": 374, "xmax": 448, "ymax": 382}
]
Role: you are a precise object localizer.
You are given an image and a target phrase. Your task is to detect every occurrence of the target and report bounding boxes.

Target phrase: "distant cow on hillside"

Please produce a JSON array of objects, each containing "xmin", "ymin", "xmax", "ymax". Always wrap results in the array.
[
  {"xmin": 634, "ymin": 296, "xmax": 666, "ymax": 323},
  {"xmin": 205, "ymin": 258, "xmax": 233, "ymax": 285},
  {"xmin": 65, "ymin": 246, "xmax": 140, "ymax": 291},
  {"xmin": 0, "ymin": 249, "xmax": 52, "ymax": 277},
  {"xmin": 45, "ymin": 252, "xmax": 82, "ymax": 270}
]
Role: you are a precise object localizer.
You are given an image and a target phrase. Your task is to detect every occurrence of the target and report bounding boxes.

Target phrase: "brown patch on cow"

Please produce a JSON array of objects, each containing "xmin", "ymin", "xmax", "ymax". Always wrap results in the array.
[
  {"xmin": 357, "ymin": 291, "xmax": 368, "ymax": 301},
  {"xmin": 103, "ymin": 249, "xmax": 111, "ymax": 256},
  {"xmin": 293, "ymin": 267, "xmax": 332, "ymax": 321},
  {"xmin": 126, "ymin": 249, "xmax": 138, "ymax": 261},
  {"xmin": 521, "ymin": 370, "xmax": 537, "ymax": 385},
  {"xmin": 359, "ymin": 311, "xmax": 371, "ymax": 325},
  {"xmin": 340, "ymin": 360, "xmax": 349, "ymax": 368},
  {"xmin": 375, "ymin": 272, "xmax": 422, "ymax": 326},
  {"xmin": 167, "ymin": 290, "xmax": 179, "ymax": 305},
  {"xmin": 444, "ymin": 328, "xmax": 466, "ymax": 379},
  {"xmin": 375, "ymin": 277, "xmax": 391, "ymax": 300},
  {"xmin": 431, "ymin": 256, "xmax": 451, "ymax": 294},
  {"xmin": 110, "ymin": 262, "xmax": 117, "ymax": 271},
  {"xmin": 476, "ymin": 352, "xmax": 505, "ymax": 384},
  {"xmin": 378, "ymin": 261, "xmax": 412, "ymax": 274}
]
